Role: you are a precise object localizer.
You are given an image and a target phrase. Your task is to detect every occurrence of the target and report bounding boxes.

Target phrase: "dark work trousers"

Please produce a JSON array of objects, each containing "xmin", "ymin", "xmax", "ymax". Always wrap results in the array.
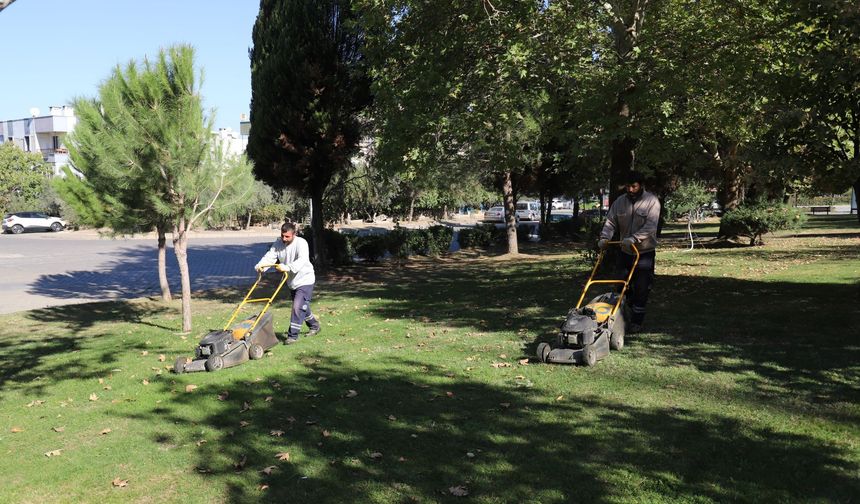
[
  {"xmin": 287, "ymin": 284, "xmax": 320, "ymax": 339},
  {"xmin": 617, "ymin": 249, "xmax": 656, "ymax": 325}
]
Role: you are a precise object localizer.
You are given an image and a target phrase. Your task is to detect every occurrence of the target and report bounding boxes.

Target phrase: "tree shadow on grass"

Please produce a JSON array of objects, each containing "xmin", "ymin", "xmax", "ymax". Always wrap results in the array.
[
  {"xmin": 310, "ymin": 246, "xmax": 860, "ymax": 425},
  {"xmin": 0, "ymin": 300, "xmax": 173, "ymax": 396},
  {"xmin": 128, "ymin": 355, "xmax": 858, "ymax": 503}
]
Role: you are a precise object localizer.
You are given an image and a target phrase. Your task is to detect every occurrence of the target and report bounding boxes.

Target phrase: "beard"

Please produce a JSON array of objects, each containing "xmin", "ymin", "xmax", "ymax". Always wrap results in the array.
[{"xmin": 626, "ymin": 188, "xmax": 643, "ymax": 201}]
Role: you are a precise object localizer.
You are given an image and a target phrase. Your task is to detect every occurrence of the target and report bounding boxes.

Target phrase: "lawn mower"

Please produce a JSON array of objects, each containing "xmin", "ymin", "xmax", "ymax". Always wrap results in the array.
[
  {"xmin": 536, "ymin": 241, "xmax": 639, "ymax": 366},
  {"xmin": 174, "ymin": 264, "xmax": 288, "ymax": 373}
]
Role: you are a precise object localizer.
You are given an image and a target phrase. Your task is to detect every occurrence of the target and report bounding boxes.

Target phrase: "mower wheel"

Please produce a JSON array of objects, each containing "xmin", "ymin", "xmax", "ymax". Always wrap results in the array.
[
  {"xmin": 173, "ymin": 357, "xmax": 186, "ymax": 374},
  {"xmin": 248, "ymin": 343, "xmax": 264, "ymax": 360},
  {"xmin": 205, "ymin": 355, "xmax": 224, "ymax": 372},
  {"xmin": 582, "ymin": 344, "xmax": 597, "ymax": 367},
  {"xmin": 610, "ymin": 331, "xmax": 624, "ymax": 351},
  {"xmin": 536, "ymin": 342, "xmax": 551, "ymax": 363}
]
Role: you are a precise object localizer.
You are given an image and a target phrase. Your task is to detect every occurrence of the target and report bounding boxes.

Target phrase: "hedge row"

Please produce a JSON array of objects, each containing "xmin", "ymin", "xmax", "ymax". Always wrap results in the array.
[{"xmin": 303, "ymin": 225, "xmax": 454, "ymax": 264}]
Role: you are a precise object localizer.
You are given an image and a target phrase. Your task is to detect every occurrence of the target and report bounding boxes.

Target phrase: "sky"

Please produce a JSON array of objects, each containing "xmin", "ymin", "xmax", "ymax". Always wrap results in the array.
[{"xmin": 0, "ymin": 0, "xmax": 259, "ymax": 130}]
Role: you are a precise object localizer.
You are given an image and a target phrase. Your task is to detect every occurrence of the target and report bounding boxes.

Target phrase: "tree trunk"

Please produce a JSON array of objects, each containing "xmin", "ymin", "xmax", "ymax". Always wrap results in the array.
[
  {"xmin": 573, "ymin": 199, "xmax": 579, "ymax": 219},
  {"xmin": 172, "ymin": 218, "xmax": 192, "ymax": 333},
  {"xmin": 245, "ymin": 211, "xmax": 252, "ymax": 229},
  {"xmin": 853, "ymin": 175, "xmax": 860, "ymax": 224},
  {"xmin": 310, "ymin": 185, "xmax": 327, "ymax": 269},
  {"xmin": 609, "ymin": 135, "xmax": 636, "ymax": 208},
  {"xmin": 502, "ymin": 170, "xmax": 518, "ymax": 254},
  {"xmin": 156, "ymin": 224, "xmax": 172, "ymax": 301},
  {"xmin": 408, "ymin": 190, "xmax": 416, "ymax": 222},
  {"xmin": 717, "ymin": 142, "xmax": 744, "ymax": 237}
]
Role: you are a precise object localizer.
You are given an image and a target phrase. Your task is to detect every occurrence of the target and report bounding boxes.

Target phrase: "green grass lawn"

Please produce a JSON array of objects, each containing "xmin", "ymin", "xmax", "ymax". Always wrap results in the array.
[{"xmin": 1, "ymin": 216, "xmax": 858, "ymax": 503}]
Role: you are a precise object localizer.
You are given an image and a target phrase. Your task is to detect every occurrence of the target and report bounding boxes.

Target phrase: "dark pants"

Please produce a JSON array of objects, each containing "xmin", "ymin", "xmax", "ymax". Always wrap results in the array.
[
  {"xmin": 287, "ymin": 284, "xmax": 320, "ymax": 339},
  {"xmin": 617, "ymin": 250, "xmax": 655, "ymax": 325}
]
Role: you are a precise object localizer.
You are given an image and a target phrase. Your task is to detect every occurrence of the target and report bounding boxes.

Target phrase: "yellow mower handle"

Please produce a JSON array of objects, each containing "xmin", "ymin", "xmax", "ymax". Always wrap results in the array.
[
  {"xmin": 574, "ymin": 241, "xmax": 639, "ymax": 317},
  {"xmin": 223, "ymin": 264, "xmax": 289, "ymax": 336}
]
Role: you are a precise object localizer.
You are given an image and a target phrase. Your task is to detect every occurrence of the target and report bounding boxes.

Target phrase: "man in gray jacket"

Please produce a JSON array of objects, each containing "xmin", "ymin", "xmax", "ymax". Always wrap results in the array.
[
  {"xmin": 255, "ymin": 222, "xmax": 321, "ymax": 344},
  {"xmin": 597, "ymin": 171, "xmax": 661, "ymax": 332}
]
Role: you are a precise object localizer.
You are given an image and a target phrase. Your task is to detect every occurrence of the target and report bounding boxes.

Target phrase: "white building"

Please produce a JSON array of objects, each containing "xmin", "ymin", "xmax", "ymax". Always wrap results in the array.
[{"xmin": 0, "ymin": 106, "xmax": 80, "ymax": 177}]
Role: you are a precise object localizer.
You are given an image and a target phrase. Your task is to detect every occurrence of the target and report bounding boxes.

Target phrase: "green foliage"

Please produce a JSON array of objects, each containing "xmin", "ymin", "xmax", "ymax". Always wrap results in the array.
[
  {"xmin": 58, "ymin": 45, "xmax": 254, "ymax": 235},
  {"xmin": 354, "ymin": 233, "xmax": 389, "ymax": 262},
  {"xmin": 0, "ymin": 143, "xmax": 51, "ymax": 214},
  {"xmin": 666, "ymin": 181, "xmax": 713, "ymax": 220},
  {"xmin": 458, "ymin": 224, "xmax": 498, "ymax": 249},
  {"xmin": 300, "ymin": 227, "xmax": 355, "ymax": 266},
  {"xmin": 386, "ymin": 225, "xmax": 453, "ymax": 258},
  {"xmin": 721, "ymin": 203, "xmax": 807, "ymax": 245},
  {"xmin": 249, "ymin": 0, "xmax": 371, "ymax": 263},
  {"xmin": 540, "ymin": 219, "xmax": 580, "ymax": 241}
]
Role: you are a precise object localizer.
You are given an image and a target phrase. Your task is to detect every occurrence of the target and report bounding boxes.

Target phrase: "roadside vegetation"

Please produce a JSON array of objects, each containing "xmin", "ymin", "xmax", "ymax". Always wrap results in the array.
[{"xmin": 1, "ymin": 216, "xmax": 856, "ymax": 503}]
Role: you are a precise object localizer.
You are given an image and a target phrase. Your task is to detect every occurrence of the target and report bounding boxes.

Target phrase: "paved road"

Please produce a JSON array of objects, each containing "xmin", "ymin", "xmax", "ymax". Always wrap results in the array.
[{"xmin": 0, "ymin": 230, "xmax": 277, "ymax": 315}]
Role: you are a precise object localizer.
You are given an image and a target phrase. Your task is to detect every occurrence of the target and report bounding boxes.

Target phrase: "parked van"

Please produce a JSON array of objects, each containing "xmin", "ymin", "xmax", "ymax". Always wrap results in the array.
[{"xmin": 515, "ymin": 201, "xmax": 540, "ymax": 221}]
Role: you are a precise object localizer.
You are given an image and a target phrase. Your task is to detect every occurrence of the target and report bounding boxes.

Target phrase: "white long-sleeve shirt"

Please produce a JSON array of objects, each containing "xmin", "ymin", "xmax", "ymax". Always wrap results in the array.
[{"xmin": 255, "ymin": 235, "xmax": 315, "ymax": 289}]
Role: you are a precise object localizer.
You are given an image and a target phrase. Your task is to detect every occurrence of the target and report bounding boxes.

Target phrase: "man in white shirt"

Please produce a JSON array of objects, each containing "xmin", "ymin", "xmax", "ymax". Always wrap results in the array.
[{"xmin": 255, "ymin": 222, "xmax": 321, "ymax": 344}]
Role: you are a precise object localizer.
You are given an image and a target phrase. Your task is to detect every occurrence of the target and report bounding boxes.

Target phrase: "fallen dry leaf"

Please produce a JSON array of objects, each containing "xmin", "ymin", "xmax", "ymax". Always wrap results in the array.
[
  {"xmin": 449, "ymin": 485, "xmax": 469, "ymax": 497},
  {"xmin": 388, "ymin": 415, "xmax": 397, "ymax": 421},
  {"xmin": 233, "ymin": 455, "xmax": 248, "ymax": 471},
  {"xmin": 317, "ymin": 377, "xmax": 327, "ymax": 382},
  {"xmin": 111, "ymin": 478, "xmax": 129, "ymax": 488},
  {"xmin": 556, "ymin": 395, "xmax": 564, "ymax": 401},
  {"xmin": 140, "ymin": 351, "xmax": 149, "ymax": 356},
  {"xmin": 275, "ymin": 452, "xmax": 291, "ymax": 461},
  {"xmin": 264, "ymin": 396, "xmax": 273, "ymax": 402},
  {"xmin": 491, "ymin": 362, "xmax": 512, "ymax": 368},
  {"xmin": 44, "ymin": 449, "xmax": 62, "ymax": 457},
  {"xmin": 518, "ymin": 358, "xmax": 530, "ymax": 365},
  {"xmin": 142, "ymin": 379, "xmax": 149, "ymax": 386},
  {"xmin": 98, "ymin": 378, "xmax": 104, "ymax": 384},
  {"xmin": 89, "ymin": 393, "xmax": 99, "ymax": 401},
  {"xmin": 499, "ymin": 354, "xmax": 507, "ymax": 359},
  {"xmin": 103, "ymin": 386, "xmax": 112, "ymax": 391},
  {"xmin": 500, "ymin": 403, "xmax": 511, "ymax": 408},
  {"xmin": 351, "ymin": 375, "xmax": 360, "ymax": 382},
  {"xmin": 270, "ymin": 430, "xmax": 284, "ymax": 437},
  {"xmin": 345, "ymin": 390, "xmax": 358, "ymax": 398},
  {"xmin": 26, "ymin": 399, "xmax": 45, "ymax": 407},
  {"xmin": 240, "ymin": 401, "xmax": 251, "ymax": 412},
  {"xmin": 158, "ymin": 354, "xmax": 166, "ymax": 362},
  {"xmin": 196, "ymin": 439, "xmax": 207, "ymax": 447},
  {"xmin": 398, "ymin": 456, "xmax": 407, "ymax": 462},
  {"xmin": 260, "ymin": 484, "xmax": 269, "ymax": 491},
  {"xmin": 322, "ymin": 430, "xmax": 331, "ymax": 438},
  {"xmin": 52, "ymin": 426, "xmax": 65, "ymax": 432},
  {"xmin": 185, "ymin": 385, "xmax": 198, "ymax": 393},
  {"xmin": 100, "ymin": 428, "xmax": 112, "ymax": 435},
  {"xmin": 217, "ymin": 391, "xmax": 229, "ymax": 401},
  {"xmin": 10, "ymin": 427, "xmax": 23, "ymax": 433},
  {"xmin": 261, "ymin": 465, "xmax": 276, "ymax": 475},
  {"xmin": 239, "ymin": 421, "xmax": 251, "ymax": 428},
  {"xmin": 445, "ymin": 391, "xmax": 455, "ymax": 398},
  {"xmin": 369, "ymin": 452, "xmax": 383, "ymax": 459}
]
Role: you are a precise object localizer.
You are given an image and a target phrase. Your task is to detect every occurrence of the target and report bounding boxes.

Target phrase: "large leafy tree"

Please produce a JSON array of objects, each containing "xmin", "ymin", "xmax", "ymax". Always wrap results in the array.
[
  {"xmin": 248, "ymin": 0, "xmax": 371, "ymax": 266},
  {"xmin": 0, "ymin": 143, "xmax": 51, "ymax": 214},
  {"xmin": 57, "ymin": 45, "xmax": 254, "ymax": 331}
]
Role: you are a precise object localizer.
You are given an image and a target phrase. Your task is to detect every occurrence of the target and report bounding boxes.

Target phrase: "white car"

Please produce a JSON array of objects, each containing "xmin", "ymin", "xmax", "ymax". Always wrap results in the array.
[
  {"xmin": 2, "ymin": 212, "xmax": 66, "ymax": 234},
  {"xmin": 483, "ymin": 206, "xmax": 505, "ymax": 222},
  {"xmin": 516, "ymin": 201, "xmax": 540, "ymax": 221}
]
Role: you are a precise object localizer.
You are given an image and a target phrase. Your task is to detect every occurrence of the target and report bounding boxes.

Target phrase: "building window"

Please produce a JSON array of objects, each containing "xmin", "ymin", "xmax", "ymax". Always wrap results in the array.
[
  {"xmin": 24, "ymin": 136, "xmax": 30, "ymax": 151},
  {"xmin": 53, "ymin": 136, "xmax": 60, "ymax": 150}
]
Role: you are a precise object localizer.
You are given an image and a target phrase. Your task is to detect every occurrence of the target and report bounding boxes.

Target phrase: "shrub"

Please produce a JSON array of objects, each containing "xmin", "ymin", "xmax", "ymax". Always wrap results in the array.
[
  {"xmin": 720, "ymin": 202, "xmax": 807, "ymax": 245},
  {"xmin": 424, "ymin": 225, "xmax": 453, "ymax": 256},
  {"xmin": 386, "ymin": 226, "xmax": 422, "ymax": 258},
  {"xmin": 298, "ymin": 228, "xmax": 354, "ymax": 266},
  {"xmin": 540, "ymin": 219, "xmax": 579, "ymax": 241},
  {"xmin": 458, "ymin": 224, "xmax": 497, "ymax": 248},
  {"xmin": 354, "ymin": 233, "xmax": 389, "ymax": 261}
]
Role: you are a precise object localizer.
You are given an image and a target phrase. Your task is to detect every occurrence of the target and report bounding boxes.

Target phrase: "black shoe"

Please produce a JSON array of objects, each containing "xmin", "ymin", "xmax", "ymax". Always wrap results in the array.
[
  {"xmin": 283, "ymin": 336, "xmax": 299, "ymax": 345},
  {"xmin": 307, "ymin": 326, "xmax": 321, "ymax": 337}
]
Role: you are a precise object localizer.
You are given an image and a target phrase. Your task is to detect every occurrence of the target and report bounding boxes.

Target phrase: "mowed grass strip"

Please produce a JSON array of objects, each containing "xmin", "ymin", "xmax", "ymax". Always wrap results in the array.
[{"xmin": 0, "ymin": 215, "xmax": 858, "ymax": 503}]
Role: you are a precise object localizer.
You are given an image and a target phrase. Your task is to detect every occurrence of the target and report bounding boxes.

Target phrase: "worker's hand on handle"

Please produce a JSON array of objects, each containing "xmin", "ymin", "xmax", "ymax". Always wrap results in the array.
[
  {"xmin": 275, "ymin": 263, "xmax": 289, "ymax": 273},
  {"xmin": 597, "ymin": 239, "xmax": 609, "ymax": 251},
  {"xmin": 255, "ymin": 265, "xmax": 269, "ymax": 273},
  {"xmin": 621, "ymin": 237, "xmax": 636, "ymax": 254}
]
